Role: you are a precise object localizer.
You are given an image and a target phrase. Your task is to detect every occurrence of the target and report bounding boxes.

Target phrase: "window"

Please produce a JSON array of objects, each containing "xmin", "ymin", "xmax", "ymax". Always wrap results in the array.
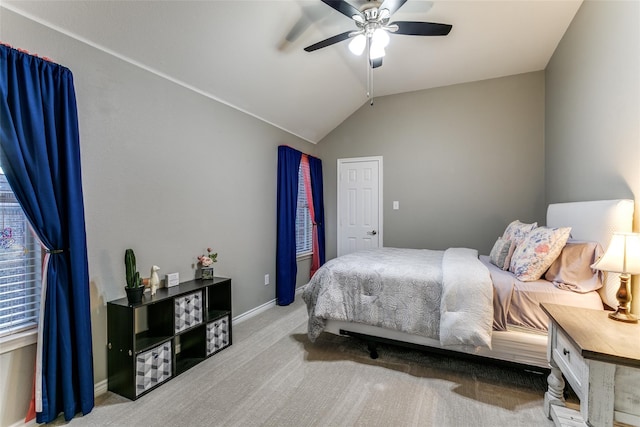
[
  {"xmin": 295, "ymin": 162, "xmax": 312, "ymax": 256},
  {"xmin": 0, "ymin": 167, "xmax": 42, "ymax": 337}
]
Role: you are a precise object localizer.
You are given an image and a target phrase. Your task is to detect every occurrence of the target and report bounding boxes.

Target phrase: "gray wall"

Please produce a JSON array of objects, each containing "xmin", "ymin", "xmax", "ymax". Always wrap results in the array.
[
  {"xmin": 0, "ymin": 8, "xmax": 315, "ymax": 427},
  {"xmin": 2, "ymin": 1, "xmax": 639, "ymax": 426},
  {"xmin": 317, "ymin": 72, "xmax": 547, "ymax": 260},
  {"xmin": 545, "ymin": 0, "xmax": 640, "ymax": 311}
]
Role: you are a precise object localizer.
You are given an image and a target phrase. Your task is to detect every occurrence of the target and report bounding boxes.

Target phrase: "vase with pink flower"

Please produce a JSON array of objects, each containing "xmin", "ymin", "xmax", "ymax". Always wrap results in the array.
[{"xmin": 197, "ymin": 247, "xmax": 218, "ymax": 280}]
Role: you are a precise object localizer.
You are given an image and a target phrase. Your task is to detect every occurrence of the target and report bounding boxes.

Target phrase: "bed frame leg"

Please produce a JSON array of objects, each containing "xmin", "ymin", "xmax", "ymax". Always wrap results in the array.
[{"xmin": 367, "ymin": 342, "xmax": 379, "ymax": 359}]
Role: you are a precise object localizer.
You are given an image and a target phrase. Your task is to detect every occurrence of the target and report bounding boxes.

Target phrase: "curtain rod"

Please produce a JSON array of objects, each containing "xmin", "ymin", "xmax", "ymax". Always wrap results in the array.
[
  {"xmin": 0, "ymin": 41, "xmax": 55, "ymax": 64},
  {"xmin": 278, "ymin": 145, "xmax": 320, "ymax": 160}
]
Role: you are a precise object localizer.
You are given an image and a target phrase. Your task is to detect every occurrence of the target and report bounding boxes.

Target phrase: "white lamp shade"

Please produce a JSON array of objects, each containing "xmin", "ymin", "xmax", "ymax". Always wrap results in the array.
[
  {"xmin": 369, "ymin": 44, "xmax": 386, "ymax": 60},
  {"xmin": 591, "ymin": 232, "xmax": 640, "ymax": 274},
  {"xmin": 348, "ymin": 34, "xmax": 366, "ymax": 56},
  {"xmin": 372, "ymin": 29, "xmax": 390, "ymax": 48}
]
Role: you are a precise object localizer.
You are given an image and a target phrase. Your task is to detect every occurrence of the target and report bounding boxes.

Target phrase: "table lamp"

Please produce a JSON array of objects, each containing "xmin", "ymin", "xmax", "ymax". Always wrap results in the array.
[{"xmin": 591, "ymin": 232, "xmax": 640, "ymax": 323}]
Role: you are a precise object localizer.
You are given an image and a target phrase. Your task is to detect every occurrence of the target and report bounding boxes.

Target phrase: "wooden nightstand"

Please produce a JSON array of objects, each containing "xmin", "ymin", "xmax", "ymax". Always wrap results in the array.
[{"xmin": 541, "ymin": 303, "xmax": 640, "ymax": 427}]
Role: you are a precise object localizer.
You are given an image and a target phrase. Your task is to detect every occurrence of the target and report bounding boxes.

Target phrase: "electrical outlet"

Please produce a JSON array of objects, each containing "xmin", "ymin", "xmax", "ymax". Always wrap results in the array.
[{"xmin": 264, "ymin": 274, "xmax": 270, "ymax": 286}]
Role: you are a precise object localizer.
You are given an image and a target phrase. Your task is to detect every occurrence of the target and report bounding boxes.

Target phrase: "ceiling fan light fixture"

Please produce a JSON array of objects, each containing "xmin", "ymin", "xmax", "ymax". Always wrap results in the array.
[
  {"xmin": 349, "ymin": 34, "xmax": 366, "ymax": 55},
  {"xmin": 371, "ymin": 28, "xmax": 390, "ymax": 48},
  {"xmin": 369, "ymin": 44, "xmax": 386, "ymax": 60},
  {"xmin": 369, "ymin": 28, "xmax": 389, "ymax": 59}
]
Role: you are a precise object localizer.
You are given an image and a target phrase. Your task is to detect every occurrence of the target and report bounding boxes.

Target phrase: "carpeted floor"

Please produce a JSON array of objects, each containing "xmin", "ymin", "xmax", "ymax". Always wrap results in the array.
[{"xmin": 52, "ymin": 297, "xmax": 557, "ymax": 426}]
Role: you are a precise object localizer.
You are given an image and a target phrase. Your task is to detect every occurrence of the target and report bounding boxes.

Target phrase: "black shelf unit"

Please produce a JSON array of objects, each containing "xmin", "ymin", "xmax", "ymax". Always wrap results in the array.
[{"xmin": 107, "ymin": 277, "xmax": 232, "ymax": 400}]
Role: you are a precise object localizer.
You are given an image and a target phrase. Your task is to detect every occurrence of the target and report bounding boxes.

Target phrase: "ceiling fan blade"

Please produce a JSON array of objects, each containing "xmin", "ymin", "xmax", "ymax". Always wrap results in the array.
[
  {"xmin": 285, "ymin": 17, "xmax": 313, "ymax": 43},
  {"xmin": 284, "ymin": 4, "xmax": 331, "ymax": 43},
  {"xmin": 304, "ymin": 31, "xmax": 353, "ymax": 52},
  {"xmin": 321, "ymin": 0, "xmax": 362, "ymax": 20},
  {"xmin": 392, "ymin": 21, "xmax": 452, "ymax": 36},
  {"xmin": 379, "ymin": 0, "xmax": 408, "ymax": 16}
]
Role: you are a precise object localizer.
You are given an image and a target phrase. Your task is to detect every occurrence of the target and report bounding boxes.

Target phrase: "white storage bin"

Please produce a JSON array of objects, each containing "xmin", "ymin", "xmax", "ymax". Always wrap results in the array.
[
  {"xmin": 174, "ymin": 291, "xmax": 203, "ymax": 333},
  {"xmin": 207, "ymin": 316, "xmax": 230, "ymax": 355},
  {"xmin": 135, "ymin": 341, "xmax": 172, "ymax": 396}
]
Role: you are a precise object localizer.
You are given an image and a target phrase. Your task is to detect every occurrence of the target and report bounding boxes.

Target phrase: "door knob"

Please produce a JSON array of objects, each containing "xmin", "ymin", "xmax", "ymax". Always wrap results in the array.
[{"xmin": 367, "ymin": 230, "xmax": 377, "ymax": 236}]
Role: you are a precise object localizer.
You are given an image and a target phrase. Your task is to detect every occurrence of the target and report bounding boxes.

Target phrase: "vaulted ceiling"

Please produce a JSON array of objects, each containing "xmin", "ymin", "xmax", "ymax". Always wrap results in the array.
[{"xmin": 3, "ymin": 0, "xmax": 582, "ymax": 143}]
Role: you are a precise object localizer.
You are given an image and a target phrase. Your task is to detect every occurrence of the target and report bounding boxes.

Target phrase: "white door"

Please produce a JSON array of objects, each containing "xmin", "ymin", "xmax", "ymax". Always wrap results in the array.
[{"xmin": 337, "ymin": 157, "xmax": 383, "ymax": 257}]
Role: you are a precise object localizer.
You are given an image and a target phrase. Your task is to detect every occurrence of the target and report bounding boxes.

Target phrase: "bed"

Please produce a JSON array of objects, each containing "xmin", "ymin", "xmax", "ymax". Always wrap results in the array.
[{"xmin": 302, "ymin": 199, "xmax": 634, "ymax": 369}]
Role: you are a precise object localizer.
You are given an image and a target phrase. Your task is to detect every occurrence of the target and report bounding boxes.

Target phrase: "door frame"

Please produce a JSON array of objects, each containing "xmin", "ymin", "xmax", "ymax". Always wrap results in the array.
[{"xmin": 336, "ymin": 156, "xmax": 384, "ymax": 257}]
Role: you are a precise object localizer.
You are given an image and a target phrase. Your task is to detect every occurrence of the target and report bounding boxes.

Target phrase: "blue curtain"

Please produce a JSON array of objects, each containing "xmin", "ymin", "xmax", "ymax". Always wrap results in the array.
[
  {"xmin": 276, "ymin": 146, "xmax": 302, "ymax": 305},
  {"xmin": 0, "ymin": 45, "xmax": 93, "ymax": 423},
  {"xmin": 308, "ymin": 156, "xmax": 325, "ymax": 267}
]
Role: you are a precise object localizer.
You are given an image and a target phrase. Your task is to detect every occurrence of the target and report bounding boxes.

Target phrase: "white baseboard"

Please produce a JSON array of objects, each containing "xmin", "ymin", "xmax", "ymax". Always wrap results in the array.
[
  {"xmin": 11, "ymin": 418, "xmax": 35, "ymax": 427},
  {"xmin": 232, "ymin": 286, "xmax": 305, "ymax": 325},
  {"xmin": 95, "ymin": 378, "xmax": 108, "ymax": 396},
  {"xmin": 232, "ymin": 299, "xmax": 276, "ymax": 324}
]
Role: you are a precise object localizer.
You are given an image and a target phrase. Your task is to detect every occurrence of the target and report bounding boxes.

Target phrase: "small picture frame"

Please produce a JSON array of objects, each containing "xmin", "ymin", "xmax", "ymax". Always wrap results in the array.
[
  {"xmin": 166, "ymin": 272, "xmax": 180, "ymax": 288},
  {"xmin": 201, "ymin": 267, "xmax": 214, "ymax": 280}
]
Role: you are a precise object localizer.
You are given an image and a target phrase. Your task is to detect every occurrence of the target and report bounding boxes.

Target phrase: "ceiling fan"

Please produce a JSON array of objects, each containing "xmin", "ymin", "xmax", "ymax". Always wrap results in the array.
[{"xmin": 304, "ymin": 0, "xmax": 452, "ymax": 69}]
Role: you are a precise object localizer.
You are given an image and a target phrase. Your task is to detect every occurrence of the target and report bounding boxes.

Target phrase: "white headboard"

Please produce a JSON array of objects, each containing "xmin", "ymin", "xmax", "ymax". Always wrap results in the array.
[{"xmin": 546, "ymin": 199, "xmax": 634, "ymax": 308}]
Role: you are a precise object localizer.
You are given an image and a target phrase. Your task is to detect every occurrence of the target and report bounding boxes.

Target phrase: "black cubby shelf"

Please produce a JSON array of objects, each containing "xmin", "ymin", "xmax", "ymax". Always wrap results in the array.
[{"xmin": 107, "ymin": 277, "xmax": 232, "ymax": 400}]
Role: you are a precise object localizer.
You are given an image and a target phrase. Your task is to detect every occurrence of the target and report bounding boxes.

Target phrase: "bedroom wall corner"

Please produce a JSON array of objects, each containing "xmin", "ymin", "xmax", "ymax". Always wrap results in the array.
[
  {"xmin": 316, "ymin": 72, "xmax": 546, "ymax": 261},
  {"xmin": 544, "ymin": 0, "xmax": 640, "ymax": 314},
  {"xmin": 0, "ymin": 7, "xmax": 316, "ymax": 426}
]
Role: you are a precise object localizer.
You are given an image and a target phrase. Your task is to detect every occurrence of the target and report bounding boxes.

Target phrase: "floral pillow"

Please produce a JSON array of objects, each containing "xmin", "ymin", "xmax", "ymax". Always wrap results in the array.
[
  {"xmin": 489, "ymin": 237, "xmax": 515, "ymax": 270},
  {"xmin": 502, "ymin": 220, "xmax": 537, "ymax": 249},
  {"xmin": 509, "ymin": 226, "xmax": 572, "ymax": 281}
]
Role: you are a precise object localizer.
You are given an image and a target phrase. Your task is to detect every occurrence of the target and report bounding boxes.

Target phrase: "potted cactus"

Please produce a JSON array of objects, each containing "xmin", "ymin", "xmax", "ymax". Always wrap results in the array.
[{"xmin": 124, "ymin": 248, "xmax": 144, "ymax": 305}]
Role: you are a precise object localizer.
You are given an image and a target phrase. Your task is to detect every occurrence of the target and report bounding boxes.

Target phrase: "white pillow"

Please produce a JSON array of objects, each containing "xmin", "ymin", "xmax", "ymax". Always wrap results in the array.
[{"xmin": 509, "ymin": 226, "xmax": 572, "ymax": 281}]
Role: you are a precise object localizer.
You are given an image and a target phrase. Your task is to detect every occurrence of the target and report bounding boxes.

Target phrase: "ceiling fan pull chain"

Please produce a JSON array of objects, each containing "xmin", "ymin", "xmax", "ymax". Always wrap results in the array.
[
  {"xmin": 369, "ymin": 64, "xmax": 374, "ymax": 106},
  {"xmin": 366, "ymin": 36, "xmax": 374, "ymax": 105}
]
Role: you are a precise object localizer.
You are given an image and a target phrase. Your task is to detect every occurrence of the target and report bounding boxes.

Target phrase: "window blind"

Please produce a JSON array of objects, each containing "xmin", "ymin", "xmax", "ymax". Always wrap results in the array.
[
  {"xmin": 295, "ymin": 162, "xmax": 312, "ymax": 255},
  {"xmin": 0, "ymin": 172, "xmax": 42, "ymax": 337}
]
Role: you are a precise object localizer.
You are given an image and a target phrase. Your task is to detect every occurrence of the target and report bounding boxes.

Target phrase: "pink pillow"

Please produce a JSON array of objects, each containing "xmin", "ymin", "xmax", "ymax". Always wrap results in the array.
[{"xmin": 545, "ymin": 240, "xmax": 604, "ymax": 293}]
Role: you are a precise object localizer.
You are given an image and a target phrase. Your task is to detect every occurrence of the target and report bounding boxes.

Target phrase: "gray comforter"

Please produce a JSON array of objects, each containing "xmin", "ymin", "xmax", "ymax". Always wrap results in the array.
[{"xmin": 302, "ymin": 247, "xmax": 493, "ymax": 348}]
